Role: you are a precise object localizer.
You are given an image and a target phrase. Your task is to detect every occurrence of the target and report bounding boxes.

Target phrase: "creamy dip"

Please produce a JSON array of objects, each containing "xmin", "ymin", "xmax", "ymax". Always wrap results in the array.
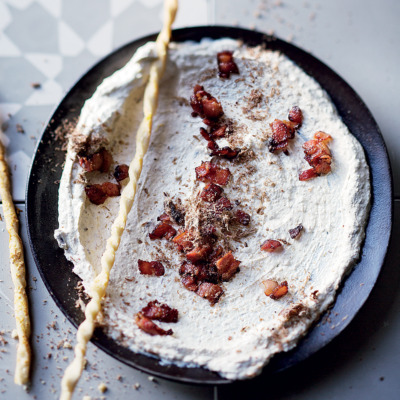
[{"xmin": 55, "ymin": 39, "xmax": 370, "ymax": 379}]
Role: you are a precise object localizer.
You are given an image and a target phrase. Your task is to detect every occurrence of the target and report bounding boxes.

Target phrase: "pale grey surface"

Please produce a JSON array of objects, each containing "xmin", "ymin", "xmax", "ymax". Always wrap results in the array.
[{"xmin": 0, "ymin": 0, "xmax": 399, "ymax": 399}]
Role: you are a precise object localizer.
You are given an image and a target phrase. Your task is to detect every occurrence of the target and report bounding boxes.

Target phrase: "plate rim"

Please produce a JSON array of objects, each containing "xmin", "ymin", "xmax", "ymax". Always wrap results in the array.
[{"xmin": 25, "ymin": 25, "xmax": 393, "ymax": 385}]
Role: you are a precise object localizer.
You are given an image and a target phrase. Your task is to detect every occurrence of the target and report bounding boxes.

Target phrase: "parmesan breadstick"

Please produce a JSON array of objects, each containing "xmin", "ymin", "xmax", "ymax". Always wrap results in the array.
[
  {"xmin": 60, "ymin": 1, "xmax": 178, "ymax": 399},
  {"xmin": 0, "ymin": 138, "xmax": 31, "ymax": 385}
]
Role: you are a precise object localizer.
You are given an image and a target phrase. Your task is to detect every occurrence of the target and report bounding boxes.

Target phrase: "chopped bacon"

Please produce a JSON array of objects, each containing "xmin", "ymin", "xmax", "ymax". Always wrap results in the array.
[
  {"xmin": 138, "ymin": 260, "xmax": 165, "ymax": 276},
  {"xmin": 195, "ymin": 161, "xmax": 231, "ymax": 186},
  {"xmin": 179, "ymin": 262, "xmax": 218, "ymax": 284},
  {"xmin": 289, "ymin": 224, "xmax": 303, "ymax": 239},
  {"xmin": 300, "ymin": 131, "xmax": 333, "ymax": 180},
  {"xmin": 261, "ymin": 239, "xmax": 283, "ymax": 253},
  {"xmin": 314, "ymin": 131, "xmax": 332, "ymax": 143},
  {"xmin": 210, "ymin": 146, "xmax": 239, "ymax": 160},
  {"xmin": 288, "ymin": 106, "xmax": 303, "ymax": 127},
  {"xmin": 236, "ymin": 210, "xmax": 251, "ymax": 225},
  {"xmin": 85, "ymin": 182, "xmax": 120, "ymax": 205},
  {"xmin": 135, "ymin": 313, "xmax": 173, "ymax": 336},
  {"xmin": 199, "ymin": 127, "xmax": 237, "ymax": 159},
  {"xmin": 200, "ymin": 127, "xmax": 214, "ymax": 143},
  {"xmin": 101, "ymin": 149, "xmax": 113, "ymax": 172},
  {"xmin": 269, "ymin": 107, "xmax": 303, "ymax": 153},
  {"xmin": 210, "ymin": 245, "xmax": 224, "ymax": 264},
  {"xmin": 179, "ymin": 262, "xmax": 219, "ymax": 292},
  {"xmin": 190, "ymin": 85, "xmax": 224, "ymax": 120},
  {"xmin": 141, "ymin": 300, "xmax": 178, "ymax": 323},
  {"xmin": 200, "ymin": 183, "xmax": 223, "ymax": 202},
  {"xmin": 181, "ymin": 275, "xmax": 198, "ymax": 291},
  {"xmin": 149, "ymin": 222, "xmax": 177, "ymax": 240},
  {"xmin": 268, "ymin": 119, "xmax": 292, "ymax": 153},
  {"xmin": 217, "ymin": 51, "xmax": 239, "ymax": 78},
  {"xmin": 299, "ymin": 168, "xmax": 318, "ymax": 181},
  {"xmin": 270, "ymin": 281, "xmax": 289, "ymax": 299},
  {"xmin": 214, "ymin": 196, "xmax": 232, "ymax": 212},
  {"xmin": 114, "ymin": 164, "xmax": 129, "ymax": 182},
  {"xmin": 210, "ymin": 124, "xmax": 227, "ymax": 139},
  {"xmin": 262, "ymin": 280, "xmax": 279, "ymax": 296},
  {"xmin": 101, "ymin": 182, "xmax": 120, "ymax": 196},
  {"xmin": 196, "ymin": 282, "xmax": 224, "ymax": 304},
  {"xmin": 216, "ymin": 252, "xmax": 240, "ymax": 281},
  {"xmin": 186, "ymin": 245, "xmax": 212, "ymax": 263},
  {"xmin": 157, "ymin": 213, "xmax": 171, "ymax": 222},
  {"xmin": 79, "ymin": 148, "xmax": 113, "ymax": 173},
  {"xmin": 173, "ymin": 231, "xmax": 194, "ymax": 252}
]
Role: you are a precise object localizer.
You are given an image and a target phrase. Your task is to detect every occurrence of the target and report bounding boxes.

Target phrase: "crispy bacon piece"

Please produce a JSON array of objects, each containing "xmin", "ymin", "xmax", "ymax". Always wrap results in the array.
[
  {"xmin": 173, "ymin": 231, "xmax": 194, "ymax": 252},
  {"xmin": 186, "ymin": 245, "xmax": 213, "ymax": 263},
  {"xmin": 210, "ymin": 146, "xmax": 239, "ymax": 160},
  {"xmin": 200, "ymin": 183, "xmax": 223, "ymax": 202},
  {"xmin": 79, "ymin": 148, "xmax": 113, "ymax": 173},
  {"xmin": 196, "ymin": 282, "xmax": 224, "ymax": 304},
  {"xmin": 85, "ymin": 182, "xmax": 120, "ymax": 205},
  {"xmin": 114, "ymin": 164, "xmax": 129, "ymax": 182},
  {"xmin": 262, "ymin": 280, "xmax": 279, "ymax": 296},
  {"xmin": 141, "ymin": 300, "xmax": 178, "ymax": 323},
  {"xmin": 300, "ymin": 131, "xmax": 333, "ymax": 180},
  {"xmin": 157, "ymin": 213, "xmax": 171, "ymax": 222},
  {"xmin": 190, "ymin": 85, "xmax": 224, "ymax": 120},
  {"xmin": 179, "ymin": 262, "xmax": 219, "ymax": 292},
  {"xmin": 135, "ymin": 313, "xmax": 173, "ymax": 336},
  {"xmin": 269, "ymin": 107, "xmax": 303, "ymax": 154},
  {"xmin": 179, "ymin": 262, "xmax": 218, "ymax": 284},
  {"xmin": 268, "ymin": 119, "xmax": 293, "ymax": 153},
  {"xmin": 149, "ymin": 222, "xmax": 177, "ymax": 240},
  {"xmin": 181, "ymin": 275, "xmax": 198, "ymax": 291},
  {"xmin": 210, "ymin": 245, "xmax": 224, "ymax": 264},
  {"xmin": 200, "ymin": 127, "xmax": 214, "ymax": 143},
  {"xmin": 216, "ymin": 252, "xmax": 240, "ymax": 281},
  {"xmin": 195, "ymin": 161, "xmax": 231, "ymax": 186},
  {"xmin": 289, "ymin": 224, "xmax": 303, "ymax": 239},
  {"xmin": 199, "ymin": 128, "xmax": 238, "ymax": 159},
  {"xmin": 214, "ymin": 196, "xmax": 232, "ymax": 212},
  {"xmin": 288, "ymin": 106, "xmax": 303, "ymax": 127},
  {"xmin": 270, "ymin": 281, "xmax": 289, "ymax": 299},
  {"xmin": 138, "ymin": 260, "xmax": 165, "ymax": 276},
  {"xmin": 261, "ymin": 239, "xmax": 283, "ymax": 253},
  {"xmin": 299, "ymin": 168, "xmax": 318, "ymax": 181},
  {"xmin": 217, "ymin": 51, "xmax": 239, "ymax": 78},
  {"xmin": 236, "ymin": 210, "xmax": 251, "ymax": 225},
  {"xmin": 210, "ymin": 124, "xmax": 227, "ymax": 139}
]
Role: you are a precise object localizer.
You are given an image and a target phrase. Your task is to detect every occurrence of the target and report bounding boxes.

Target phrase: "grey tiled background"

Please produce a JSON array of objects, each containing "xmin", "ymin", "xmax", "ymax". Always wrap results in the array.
[{"xmin": 0, "ymin": 0, "xmax": 399, "ymax": 399}]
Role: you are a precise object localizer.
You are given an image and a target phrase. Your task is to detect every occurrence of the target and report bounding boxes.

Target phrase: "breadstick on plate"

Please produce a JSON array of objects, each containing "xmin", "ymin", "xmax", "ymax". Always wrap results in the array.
[
  {"xmin": 0, "ymin": 138, "xmax": 31, "ymax": 385},
  {"xmin": 60, "ymin": 0, "xmax": 178, "ymax": 399}
]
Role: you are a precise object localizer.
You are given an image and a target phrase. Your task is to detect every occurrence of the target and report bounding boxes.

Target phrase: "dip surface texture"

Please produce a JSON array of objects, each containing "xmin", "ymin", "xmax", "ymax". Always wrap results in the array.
[{"xmin": 55, "ymin": 39, "xmax": 371, "ymax": 379}]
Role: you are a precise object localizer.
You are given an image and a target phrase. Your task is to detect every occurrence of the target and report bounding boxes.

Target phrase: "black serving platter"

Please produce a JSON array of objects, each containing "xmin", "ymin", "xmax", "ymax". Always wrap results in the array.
[{"xmin": 26, "ymin": 26, "xmax": 392, "ymax": 385}]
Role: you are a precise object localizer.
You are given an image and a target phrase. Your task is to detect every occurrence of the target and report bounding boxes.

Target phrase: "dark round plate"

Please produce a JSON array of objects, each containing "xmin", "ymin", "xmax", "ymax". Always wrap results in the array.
[{"xmin": 26, "ymin": 26, "xmax": 392, "ymax": 385}]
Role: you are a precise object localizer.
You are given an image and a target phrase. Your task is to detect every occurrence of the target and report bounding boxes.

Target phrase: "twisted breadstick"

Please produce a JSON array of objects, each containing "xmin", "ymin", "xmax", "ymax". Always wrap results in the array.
[
  {"xmin": 60, "ymin": 1, "xmax": 178, "ymax": 399},
  {"xmin": 0, "ymin": 138, "xmax": 31, "ymax": 385}
]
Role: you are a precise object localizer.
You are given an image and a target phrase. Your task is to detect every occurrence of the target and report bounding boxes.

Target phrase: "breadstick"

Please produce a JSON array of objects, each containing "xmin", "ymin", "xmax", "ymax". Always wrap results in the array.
[
  {"xmin": 0, "ymin": 138, "xmax": 31, "ymax": 385},
  {"xmin": 59, "ymin": 1, "xmax": 178, "ymax": 399}
]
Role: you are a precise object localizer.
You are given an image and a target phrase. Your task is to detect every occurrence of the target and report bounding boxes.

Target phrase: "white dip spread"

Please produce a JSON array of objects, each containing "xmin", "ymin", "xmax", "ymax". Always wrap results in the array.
[{"xmin": 55, "ymin": 39, "xmax": 371, "ymax": 379}]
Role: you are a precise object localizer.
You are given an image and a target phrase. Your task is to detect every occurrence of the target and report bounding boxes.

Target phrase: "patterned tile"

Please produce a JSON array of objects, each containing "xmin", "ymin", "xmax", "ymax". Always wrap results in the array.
[
  {"xmin": 0, "ymin": 57, "xmax": 46, "ymax": 103},
  {"xmin": 62, "ymin": 0, "xmax": 110, "ymax": 41},
  {"xmin": 5, "ymin": 2, "xmax": 58, "ymax": 52}
]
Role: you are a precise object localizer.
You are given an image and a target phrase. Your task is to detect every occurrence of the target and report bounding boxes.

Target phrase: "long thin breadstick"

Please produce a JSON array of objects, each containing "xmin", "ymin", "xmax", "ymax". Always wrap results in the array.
[
  {"xmin": 60, "ymin": 1, "xmax": 178, "ymax": 399},
  {"xmin": 0, "ymin": 139, "xmax": 31, "ymax": 385}
]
